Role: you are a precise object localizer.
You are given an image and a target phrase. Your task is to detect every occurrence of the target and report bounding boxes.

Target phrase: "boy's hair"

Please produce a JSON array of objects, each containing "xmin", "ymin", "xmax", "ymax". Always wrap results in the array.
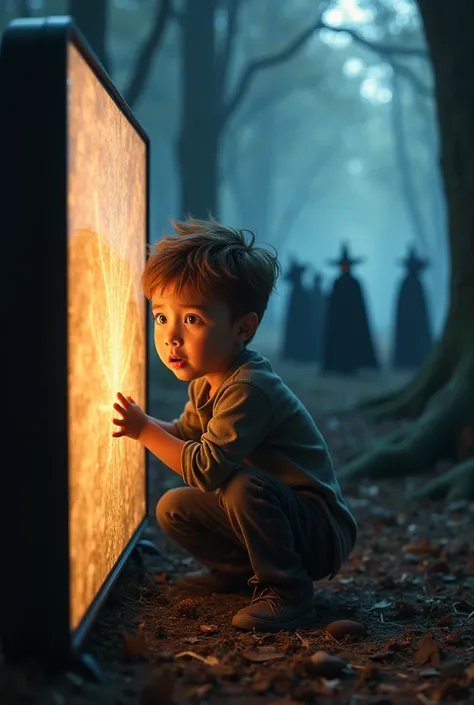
[{"xmin": 141, "ymin": 216, "xmax": 280, "ymax": 344}]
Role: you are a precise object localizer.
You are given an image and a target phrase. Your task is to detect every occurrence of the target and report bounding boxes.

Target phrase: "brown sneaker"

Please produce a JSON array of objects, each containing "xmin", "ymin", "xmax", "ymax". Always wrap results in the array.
[
  {"xmin": 175, "ymin": 568, "xmax": 252, "ymax": 595},
  {"xmin": 231, "ymin": 586, "xmax": 316, "ymax": 632}
]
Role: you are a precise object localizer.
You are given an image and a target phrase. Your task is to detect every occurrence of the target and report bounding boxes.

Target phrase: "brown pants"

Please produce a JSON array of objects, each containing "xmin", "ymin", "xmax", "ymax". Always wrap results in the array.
[{"xmin": 156, "ymin": 467, "xmax": 334, "ymax": 600}]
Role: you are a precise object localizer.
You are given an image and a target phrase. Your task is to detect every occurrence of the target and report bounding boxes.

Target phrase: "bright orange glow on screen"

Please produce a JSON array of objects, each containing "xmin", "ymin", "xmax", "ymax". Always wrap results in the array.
[{"xmin": 67, "ymin": 44, "xmax": 147, "ymax": 630}]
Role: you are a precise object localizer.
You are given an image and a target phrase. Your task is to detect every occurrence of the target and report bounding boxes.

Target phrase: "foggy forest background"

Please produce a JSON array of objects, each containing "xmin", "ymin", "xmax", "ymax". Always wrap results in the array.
[{"xmin": 0, "ymin": 0, "xmax": 444, "ymax": 375}]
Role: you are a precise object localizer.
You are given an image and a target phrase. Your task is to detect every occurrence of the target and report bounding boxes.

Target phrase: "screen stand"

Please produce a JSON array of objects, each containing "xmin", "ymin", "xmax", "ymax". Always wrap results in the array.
[
  {"xmin": 71, "ymin": 651, "xmax": 106, "ymax": 685},
  {"xmin": 132, "ymin": 538, "xmax": 162, "ymax": 567}
]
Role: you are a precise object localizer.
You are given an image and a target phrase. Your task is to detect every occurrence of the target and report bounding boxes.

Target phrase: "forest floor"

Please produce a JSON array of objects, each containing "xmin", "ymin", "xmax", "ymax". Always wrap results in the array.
[{"xmin": 1, "ymin": 356, "xmax": 473, "ymax": 705}]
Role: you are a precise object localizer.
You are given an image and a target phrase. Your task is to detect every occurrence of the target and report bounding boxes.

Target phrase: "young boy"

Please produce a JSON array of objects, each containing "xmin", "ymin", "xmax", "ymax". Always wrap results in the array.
[{"xmin": 112, "ymin": 217, "xmax": 357, "ymax": 632}]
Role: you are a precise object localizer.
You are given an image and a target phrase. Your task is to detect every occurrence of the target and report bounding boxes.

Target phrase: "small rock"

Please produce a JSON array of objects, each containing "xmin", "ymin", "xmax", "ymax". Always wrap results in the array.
[
  {"xmin": 308, "ymin": 651, "xmax": 347, "ymax": 678},
  {"xmin": 325, "ymin": 619, "xmax": 367, "ymax": 641}
]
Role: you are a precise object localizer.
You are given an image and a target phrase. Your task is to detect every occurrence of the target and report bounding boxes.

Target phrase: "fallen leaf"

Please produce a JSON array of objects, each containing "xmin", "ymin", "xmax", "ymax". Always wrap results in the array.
[
  {"xmin": 402, "ymin": 538, "xmax": 433, "ymax": 554},
  {"xmin": 175, "ymin": 651, "xmax": 218, "ymax": 666},
  {"xmin": 243, "ymin": 646, "xmax": 286, "ymax": 663},
  {"xmin": 200, "ymin": 624, "xmax": 218, "ymax": 633},
  {"xmin": 122, "ymin": 630, "xmax": 147, "ymax": 659},
  {"xmin": 415, "ymin": 633, "xmax": 440, "ymax": 667},
  {"xmin": 437, "ymin": 615, "xmax": 453, "ymax": 627},
  {"xmin": 370, "ymin": 599, "xmax": 393, "ymax": 610},
  {"xmin": 183, "ymin": 636, "xmax": 200, "ymax": 644},
  {"xmin": 445, "ymin": 629, "xmax": 462, "ymax": 645}
]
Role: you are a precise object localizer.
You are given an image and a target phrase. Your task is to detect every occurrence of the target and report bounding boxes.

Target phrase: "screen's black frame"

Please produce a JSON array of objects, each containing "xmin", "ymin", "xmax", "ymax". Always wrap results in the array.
[{"xmin": 0, "ymin": 15, "xmax": 150, "ymax": 666}]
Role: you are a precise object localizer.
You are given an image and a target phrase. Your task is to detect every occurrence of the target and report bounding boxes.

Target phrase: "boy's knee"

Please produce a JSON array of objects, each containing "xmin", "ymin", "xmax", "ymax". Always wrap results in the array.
[{"xmin": 155, "ymin": 487, "xmax": 189, "ymax": 528}]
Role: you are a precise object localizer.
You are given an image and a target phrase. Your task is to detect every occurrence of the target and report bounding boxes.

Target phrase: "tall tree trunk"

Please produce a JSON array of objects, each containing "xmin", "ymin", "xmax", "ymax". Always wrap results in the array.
[
  {"xmin": 177, "ymin": 0, "xmax": 220, "ymax": 217},
  {"xmin": 69, "ymin": 0, "xmax": 109, "ymax": 73},
  {"xmin": 337, "ymin": 0, "xmax": 474, "ymax": 499}
]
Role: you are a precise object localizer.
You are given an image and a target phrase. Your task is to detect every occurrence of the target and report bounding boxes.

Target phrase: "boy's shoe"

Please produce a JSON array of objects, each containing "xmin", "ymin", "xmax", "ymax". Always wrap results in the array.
[
  {"xmin": 175, "ymin": 568, "xmax": 252, "ymax": 595},
  {"xmin": 231, "ymin": 586, "xmax": 316, "ymax": 632}
]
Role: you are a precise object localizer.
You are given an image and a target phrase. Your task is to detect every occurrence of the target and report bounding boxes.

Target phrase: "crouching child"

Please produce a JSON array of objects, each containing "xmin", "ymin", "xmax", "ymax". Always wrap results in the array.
[{"xmin": 112, "ymin": 217, "xmax": 357, "ymax": 632}]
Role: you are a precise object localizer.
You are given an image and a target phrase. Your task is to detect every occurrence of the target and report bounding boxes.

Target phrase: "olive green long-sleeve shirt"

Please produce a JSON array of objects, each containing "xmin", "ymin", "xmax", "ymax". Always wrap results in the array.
[{"xmin": 173, "ymin": 348, "xmax": 357, "ymax": 574}]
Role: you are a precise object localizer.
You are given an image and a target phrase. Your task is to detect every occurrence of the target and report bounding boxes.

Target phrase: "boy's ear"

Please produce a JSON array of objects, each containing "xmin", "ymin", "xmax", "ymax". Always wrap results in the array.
[{"xmin": 236, "ymin": 312, "xmax": 259, "ymax": 342}]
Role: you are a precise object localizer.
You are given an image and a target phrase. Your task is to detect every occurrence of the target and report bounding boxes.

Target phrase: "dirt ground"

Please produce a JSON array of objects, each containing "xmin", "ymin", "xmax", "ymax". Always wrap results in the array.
[{"xmin": 1, "ymin": 356, "xmax": 473, "ymax": 705}]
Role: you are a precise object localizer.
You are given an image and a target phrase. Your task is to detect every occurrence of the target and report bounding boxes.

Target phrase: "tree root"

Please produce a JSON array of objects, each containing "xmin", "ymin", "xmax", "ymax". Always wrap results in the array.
[
  {"xmin": 409, "ymin": 458, "xmax": 474, "ymax": 501},
  {"xmin": 355, "ymin": 331, "xmax": 461, "ymax": 422},
  {"xmin": 337, "ymin": 363, "xmax": 473, "ymax": 483},
  {"xmin": 340, "ymin": 423, "xmax": 414, "ymax": 463}
]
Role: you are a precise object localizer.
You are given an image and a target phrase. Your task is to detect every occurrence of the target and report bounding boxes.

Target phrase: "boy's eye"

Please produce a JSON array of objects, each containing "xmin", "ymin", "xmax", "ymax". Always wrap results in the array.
[
  {"xmin": 154, "ymin": 313, "xmax": 166, "ymax": 324},
  {"xmin": 185, "ymin": 314, "xmax": 199, "ymax": 324}
]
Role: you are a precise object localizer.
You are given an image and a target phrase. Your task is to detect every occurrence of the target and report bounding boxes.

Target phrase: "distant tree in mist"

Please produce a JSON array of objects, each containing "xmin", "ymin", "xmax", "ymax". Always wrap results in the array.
[{"xmin": 338, "ymin": 0, "xmax": 474, "ymax": 500}]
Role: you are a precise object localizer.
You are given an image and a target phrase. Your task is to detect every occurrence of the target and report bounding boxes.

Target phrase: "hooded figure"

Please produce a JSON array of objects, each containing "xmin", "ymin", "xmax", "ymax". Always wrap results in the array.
[
  {"xmin": 392, "ymin": 246, "xmax": 432, "ymax": 369},
  {"xmin": 323, "ymin": 243, "xmax": 379, "ymax": 374},
  {"xmin": 281, "ymin": 258, "xmax": 315, "ymax": 363},
  {"xmin": 307, "ymin": 272, "xmax": 326, "ymax": 365}
]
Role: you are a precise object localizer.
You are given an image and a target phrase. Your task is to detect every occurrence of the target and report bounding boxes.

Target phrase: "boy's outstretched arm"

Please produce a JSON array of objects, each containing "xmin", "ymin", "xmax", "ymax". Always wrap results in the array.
[
  {"xmin": 148, "ymin": 418, "xmax": 180, "ymax": 438},
  {"xmin": 139, "ymin": 420, "xmax": 184, "ymax": 476},
  {"xmin": 112, "ymin": 392, "xmax": 184, "ymax": 476}
]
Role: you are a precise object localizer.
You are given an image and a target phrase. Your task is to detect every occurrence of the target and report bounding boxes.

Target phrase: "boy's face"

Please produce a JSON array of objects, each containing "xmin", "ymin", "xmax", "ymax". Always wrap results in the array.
[{"xmin": 151, "ymin": 283, "xmax": 257, "ymax": 393}]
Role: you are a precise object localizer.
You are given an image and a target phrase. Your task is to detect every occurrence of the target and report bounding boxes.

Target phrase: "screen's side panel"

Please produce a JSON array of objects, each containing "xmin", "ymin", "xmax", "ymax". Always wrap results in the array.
[
  {"xmin": 0, "ymin": 22, "xmax": 70, "ymax": 661},
  {"xmin": 67, "ymin": 42, "xmax": 147, "ymax": 632}
]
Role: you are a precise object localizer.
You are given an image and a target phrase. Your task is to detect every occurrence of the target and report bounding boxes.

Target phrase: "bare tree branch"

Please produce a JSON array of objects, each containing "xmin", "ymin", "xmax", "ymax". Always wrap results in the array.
[
  {"xmin": 222, "ymin": 15, "xmax": 429, "ymax": 128},
  {"xmin": 123, "ymin": 0, "xmax": 172, "ymax": 108},
  {"xmin": 231, "ymin": 73, "xmax": 325, "ymax": 136},
  {"xmin": 320, "ymin": 21, "xmax": 433, "ymax": 97},
  {"xmin": 222, "ymin": 17, "xmax": 325, "ymax": 126},
  {"xmin": 319, "ymin": 19, "xmax": 428, "ymax": 58}
]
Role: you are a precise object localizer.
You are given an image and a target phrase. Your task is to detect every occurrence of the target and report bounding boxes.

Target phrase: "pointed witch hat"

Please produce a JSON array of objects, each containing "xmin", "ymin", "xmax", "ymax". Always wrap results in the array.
[
  {"xmin": 328, "ymin": 242, "xmax": 365, "ymax": 273},
  {"xmin": 399, "ymin": 245, "xmax": 429, "ymax": 274},
  {"xmin": 284, "ymin": 257, "xmax": 307, "ymax": 283}
]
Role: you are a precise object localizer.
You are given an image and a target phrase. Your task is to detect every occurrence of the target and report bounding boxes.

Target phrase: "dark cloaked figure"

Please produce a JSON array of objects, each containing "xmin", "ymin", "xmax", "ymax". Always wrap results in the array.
[
  {"xmin": 392, "ymin": 246, "xmax": 432, "ymax": 369},
  {"xmin": 307, "ymin": 272, "xmax": 326, "ymax": 365},
  {"xmin": 281, "ymin": 259, "xmax": 315, "ymax": 362},
  {"xmin": 323, "ymin": 243, "xmax": 379, "ymax": 374}
]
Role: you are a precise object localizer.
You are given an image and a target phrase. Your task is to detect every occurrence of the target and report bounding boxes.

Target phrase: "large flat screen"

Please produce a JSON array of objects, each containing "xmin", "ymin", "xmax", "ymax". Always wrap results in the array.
[
  {"xmin": 67, "ymin": 42, "xmax": 147, "ymax": 631},
  {"xmin": 0, "ymin": 16, "xmax": 149, "ymax": 664}
]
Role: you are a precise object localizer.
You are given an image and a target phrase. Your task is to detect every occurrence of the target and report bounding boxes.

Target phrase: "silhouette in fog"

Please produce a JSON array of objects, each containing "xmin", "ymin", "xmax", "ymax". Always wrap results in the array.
[
  {"xmin": 307, "ymin": 272, "xmax": 325, "ymax": 365},
  {"xmin": 281, "ymin": 259, "xmax": 315, "ymax": 363},
  {"xmin": 323, "ymin": 243, "xmax": 379, "ymax": 375},
  {"xmin": 393, "ymin": 246, "xmax": 432, "ymax": 369}
]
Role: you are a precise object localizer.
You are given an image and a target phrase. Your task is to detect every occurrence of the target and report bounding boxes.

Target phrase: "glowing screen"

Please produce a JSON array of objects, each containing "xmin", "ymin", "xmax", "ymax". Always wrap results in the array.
[{"xmin": 67, "ymin": 43, "xmax": 147, "ymax": 630}]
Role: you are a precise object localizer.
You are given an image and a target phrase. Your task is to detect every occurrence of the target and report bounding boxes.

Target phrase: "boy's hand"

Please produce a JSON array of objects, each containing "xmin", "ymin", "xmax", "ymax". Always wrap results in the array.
[{"xmin": 112, "ymin": 392, "xmax": 147, "ymax": 440}]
